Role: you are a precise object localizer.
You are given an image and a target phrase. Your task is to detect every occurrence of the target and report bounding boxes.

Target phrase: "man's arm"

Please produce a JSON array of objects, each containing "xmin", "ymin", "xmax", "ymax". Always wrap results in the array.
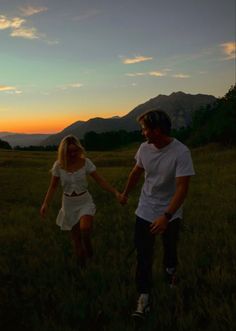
[
  {"xmin": 150, "ymin": 176, "xmax": 191, "ymax": 234},
  {"xmin": 120, "ymin": 164, "xmax": 144, "ymax": 204}
]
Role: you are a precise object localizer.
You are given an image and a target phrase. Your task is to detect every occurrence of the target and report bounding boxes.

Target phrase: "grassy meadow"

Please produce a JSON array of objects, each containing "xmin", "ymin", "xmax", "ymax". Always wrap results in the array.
[{"xmin": 0, "ymin": 143, "xmax": 235, "ymax": 331}]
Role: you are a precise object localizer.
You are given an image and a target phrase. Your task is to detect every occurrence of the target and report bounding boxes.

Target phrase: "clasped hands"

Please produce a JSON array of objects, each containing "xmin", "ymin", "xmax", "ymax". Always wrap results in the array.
[
  {"xmin": 115, "ymin": 191, "xmax": 128, "ymax": 205},
  {"xmin": 116, "ymin": 191, "xmax": 168, "ymax": 235}
]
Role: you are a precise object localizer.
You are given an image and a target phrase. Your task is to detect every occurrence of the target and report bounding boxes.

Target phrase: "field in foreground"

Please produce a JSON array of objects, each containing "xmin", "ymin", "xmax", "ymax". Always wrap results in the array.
[{"xmin": 0, "ymin": 144, "xmax": 235, "ymax": 331}]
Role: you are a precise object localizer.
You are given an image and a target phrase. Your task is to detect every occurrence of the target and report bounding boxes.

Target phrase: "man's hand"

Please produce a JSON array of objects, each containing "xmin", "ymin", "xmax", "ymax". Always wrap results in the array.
[
  {"xmin": 150, "ymin": 215, "xmax": 168, "ymax": 234},
  {"xmin": 118, "ymin": 193, "xmax": 128, "ymax": 205}
]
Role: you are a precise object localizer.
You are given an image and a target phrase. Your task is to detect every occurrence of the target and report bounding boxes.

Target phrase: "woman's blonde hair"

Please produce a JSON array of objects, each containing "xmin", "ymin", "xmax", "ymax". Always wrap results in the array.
[{"xmin": 57, "ymin": 135, "xmax": 85, "ymax": 169}]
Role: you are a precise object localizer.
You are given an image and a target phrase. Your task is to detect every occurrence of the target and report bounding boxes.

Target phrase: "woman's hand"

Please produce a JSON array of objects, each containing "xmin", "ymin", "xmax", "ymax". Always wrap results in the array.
[
  {"xmin": 118, "ymin": 192, "xmax": 128, "ymax": 205},
  {"xmin": 40, "ymin": 203, "xmax": 48, "ymax": 219}
]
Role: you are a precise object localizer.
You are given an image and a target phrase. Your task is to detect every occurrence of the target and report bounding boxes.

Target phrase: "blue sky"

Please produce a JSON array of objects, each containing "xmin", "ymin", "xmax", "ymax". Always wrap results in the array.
[{"xmin": 0, "ymin": 0, "xmax": 235, "ymax": 133}]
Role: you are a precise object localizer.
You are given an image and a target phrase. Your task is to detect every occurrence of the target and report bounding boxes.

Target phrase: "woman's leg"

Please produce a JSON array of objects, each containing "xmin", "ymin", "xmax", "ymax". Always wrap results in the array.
[
  {"xmin": 71, "ymin": 221, "xmax": 86, "ymax": 268},
  {"xmin": 71, "ymin": 215, "xmax": 93, "ymax": 268},
  {"xmin": 79, "ymin": 215, "xmax": 94, "ymax": 259}
]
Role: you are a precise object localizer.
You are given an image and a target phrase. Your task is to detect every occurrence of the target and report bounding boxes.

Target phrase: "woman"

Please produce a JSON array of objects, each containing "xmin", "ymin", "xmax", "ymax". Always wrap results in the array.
[{"xmin": 40, "ymin": 135, "xmax": 120, "ymax": 268}]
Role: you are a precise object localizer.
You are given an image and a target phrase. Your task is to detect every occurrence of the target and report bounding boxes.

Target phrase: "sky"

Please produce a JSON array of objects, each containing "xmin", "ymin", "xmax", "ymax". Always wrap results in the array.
[{"xmin": 0, "ymin": 0, "xmax": 235, "ymax": 134}]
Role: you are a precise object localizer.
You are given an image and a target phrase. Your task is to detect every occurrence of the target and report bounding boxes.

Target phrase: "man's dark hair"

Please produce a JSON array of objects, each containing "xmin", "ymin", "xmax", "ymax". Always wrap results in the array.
[{"xmin": 137, "ymin": 109, "xmax": 172, "ymax": 135}]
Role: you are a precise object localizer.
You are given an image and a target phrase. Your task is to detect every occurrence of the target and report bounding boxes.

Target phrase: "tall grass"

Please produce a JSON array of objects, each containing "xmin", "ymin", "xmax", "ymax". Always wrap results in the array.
[{"xmin": 0, "ymin": 144, "xmax": 235, "ymax": 331}]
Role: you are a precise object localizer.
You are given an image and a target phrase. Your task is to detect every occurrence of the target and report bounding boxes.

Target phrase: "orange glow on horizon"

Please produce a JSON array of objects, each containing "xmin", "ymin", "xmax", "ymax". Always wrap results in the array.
[
  {"xmin": 1, "ymin": 124, "xmax": 73, "ymax": 134},
  {"xmin": 0, "ymin": 110, "xmax": 128, "ymax": 134},
  {"xmin": 0, "ymin": 117, "xmax": 78, "ymax": 134}
]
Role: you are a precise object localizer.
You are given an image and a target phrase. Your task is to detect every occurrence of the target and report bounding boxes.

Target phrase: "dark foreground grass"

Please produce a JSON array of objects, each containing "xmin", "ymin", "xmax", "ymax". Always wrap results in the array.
[{"xmin": 0, "ymin": 144, "xmax": 235, "ymax": 331}]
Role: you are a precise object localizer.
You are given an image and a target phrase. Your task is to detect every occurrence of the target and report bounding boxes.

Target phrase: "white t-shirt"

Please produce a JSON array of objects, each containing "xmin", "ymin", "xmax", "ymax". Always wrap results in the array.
[
  {"xmin": 51, "ymin": 158, "xmax": 96, "ymax": 195},
  {"xmin": 135, "ymin": 139, "xmax": 195, "ymax": 223}
]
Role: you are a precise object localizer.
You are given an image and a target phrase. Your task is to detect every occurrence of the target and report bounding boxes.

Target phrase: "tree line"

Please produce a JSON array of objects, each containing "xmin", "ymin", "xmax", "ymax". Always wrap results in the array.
[
  {"xmin": 175, "ymin": 84, "xmax": 236, "ymax": 147},
  {"xmin": 1, "ymin": 85, "xmax": 235, "ymax": 151}
]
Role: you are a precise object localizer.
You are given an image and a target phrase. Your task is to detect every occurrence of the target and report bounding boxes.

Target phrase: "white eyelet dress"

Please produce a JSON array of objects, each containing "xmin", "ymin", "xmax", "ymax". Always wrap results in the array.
[{"xmin": 51, "ymin": 158, "xmax": 96, "ymax": 231}]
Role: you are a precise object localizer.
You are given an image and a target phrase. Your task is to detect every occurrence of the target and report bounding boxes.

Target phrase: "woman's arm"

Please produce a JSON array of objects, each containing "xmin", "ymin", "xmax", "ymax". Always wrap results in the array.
[
  {"xmin": 89, "ymin": 171, "xmax": 120, "ymax": 198},
  {"xmin": 40, "ymin": 176, "xmax": 60, "ymax": 218}
]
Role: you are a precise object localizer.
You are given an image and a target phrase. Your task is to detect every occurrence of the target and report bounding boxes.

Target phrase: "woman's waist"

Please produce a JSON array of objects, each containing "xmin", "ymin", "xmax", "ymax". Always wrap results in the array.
[{"xmin": 63, "ymin": 190, "xmax": 88, "ymax": 197}]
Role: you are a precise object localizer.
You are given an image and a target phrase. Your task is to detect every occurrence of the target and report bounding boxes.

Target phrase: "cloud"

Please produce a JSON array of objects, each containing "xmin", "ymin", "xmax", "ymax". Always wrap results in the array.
[
  {"xmin": 0, "ymin": 15, "xmax": 25, "ymax": 29},
  {"xmin": 126, "ymin": 71, "xmax": 166, "ymax": 77},
  {"xmin": 73, "ymin": 9, "xmax": 102, "ymax": 22},
  {"xmin": 0, "ymin": 85, "xmax": 16, "ymax": 91},
  {"xmin": 10, "ymin": 27, "xmax": 42, "ymax": 39},
  {"xmin": 220, "ymin": 42, "xmax": 236, "ymax": 60},
  {"xmin": 19, "ymin": 5, "xmax": 48, "ymax": 17},
  {"xmin": 0, "ymin": 85, "xmax": 22, "ymax": 94},
  {"xmin": 0, "ymin": 13, "xmax": 53, "ymax": 42},
  {"xmin": 122, "ymin": 55, "xmax": 153, "ymax": 64},
  {"xmin": 149, "ymin": 71, "xmax": 166, "ymax": 77},
  {"xmin": 125, "ymin": 72, "xmax": 146, "ymax": 77},
  {"xmin": 7, "ymin": 90, "xmax": 23, "ymax": 94},
  {"xmin": 69, "ymin": 83, "xmax": 83, "ymax": 88},
  {"xmin": 60, "ymin": 83, "xmax": 84, "ymax": 90},
  {"xmin": 172, "ymin": 74, "xmax": 190, "ymax": 78}
]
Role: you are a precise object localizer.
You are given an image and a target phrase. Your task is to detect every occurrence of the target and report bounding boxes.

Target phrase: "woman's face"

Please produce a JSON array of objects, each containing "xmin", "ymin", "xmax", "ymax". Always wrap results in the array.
[{"xmin": 67, "ymin": 143, "xmax": 80, "ymax": 159}]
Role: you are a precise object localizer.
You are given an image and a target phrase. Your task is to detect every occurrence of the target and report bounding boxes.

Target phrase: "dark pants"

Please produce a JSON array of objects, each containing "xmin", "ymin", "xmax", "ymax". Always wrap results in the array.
[{"xmin": 134, "ymin": 216, "xmax": 180, "ymax": 293}]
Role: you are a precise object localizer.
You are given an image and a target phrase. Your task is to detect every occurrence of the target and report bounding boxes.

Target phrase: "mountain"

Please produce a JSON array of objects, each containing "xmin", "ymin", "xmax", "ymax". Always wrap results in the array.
[
  {"xmin": 0, "ymin": 132, "xmax": 16, "ymax": 138},
  {"xmin": 41, "ymin": 91, "xmax": 216, "ymax": 146},
  {"xmin": 1, "ymin": 133, "xmax": 50, "ymax": 147}
]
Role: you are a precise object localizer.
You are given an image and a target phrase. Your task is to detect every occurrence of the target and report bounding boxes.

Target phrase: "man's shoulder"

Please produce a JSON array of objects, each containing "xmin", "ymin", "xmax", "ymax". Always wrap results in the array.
[
  {"xmin": 172, "ymin": 138, "xmax": 190, "ymax": 153},
  {"xmin": 137, "ymin": 141, "xmax": 152, "ymax": 153},
  {"xmin": 139, "ymin": 141, "xmax": 150, "ymax": 149}
]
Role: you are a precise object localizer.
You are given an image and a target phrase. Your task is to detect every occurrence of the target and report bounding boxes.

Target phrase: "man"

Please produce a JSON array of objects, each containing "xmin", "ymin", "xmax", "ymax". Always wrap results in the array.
[{"xmin": 120, "ymin": 109, "xmax": 195, "ymax": 319}]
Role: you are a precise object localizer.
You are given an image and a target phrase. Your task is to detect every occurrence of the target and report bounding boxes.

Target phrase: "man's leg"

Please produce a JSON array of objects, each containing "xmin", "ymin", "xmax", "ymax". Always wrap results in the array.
[
  {"xmin": 135, "ymin": 216, "xmax": 155, "ymax": 293},
  {"xmin": 162, "ymin": 218, "xmax": 180, "ymax": 286},
  {"xmin": 133, "ymin": 216, "xmax": 155, "ymax": 318}
]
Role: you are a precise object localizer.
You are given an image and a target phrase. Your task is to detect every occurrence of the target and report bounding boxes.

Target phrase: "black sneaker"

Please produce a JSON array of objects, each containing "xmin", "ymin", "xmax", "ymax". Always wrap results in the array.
[{"xmin": 132, "ymin": 294, "xmax": 150, "ymax": 319}]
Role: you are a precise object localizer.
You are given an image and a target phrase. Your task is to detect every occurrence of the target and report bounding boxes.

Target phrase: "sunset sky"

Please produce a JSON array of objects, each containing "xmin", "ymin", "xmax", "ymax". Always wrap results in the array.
[{"xmin": 0, "ymin": 0, "xmax": 235, "ymax": 133}]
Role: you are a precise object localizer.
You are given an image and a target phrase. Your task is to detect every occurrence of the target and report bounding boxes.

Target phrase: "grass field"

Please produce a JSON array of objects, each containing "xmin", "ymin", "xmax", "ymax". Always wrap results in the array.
[{"xmin": 0, "ymin": 143, "xmax": 235, "ymax": 331}]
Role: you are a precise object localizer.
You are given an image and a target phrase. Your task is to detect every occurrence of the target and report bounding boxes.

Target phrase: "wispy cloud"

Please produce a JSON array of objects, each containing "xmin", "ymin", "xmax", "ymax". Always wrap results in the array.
[
  {"xmin": 0, "ymin": 85, "xmax": 22, "ymax": 94},
  {"xmin": 126, "ymin": 72, "xmax": 146, "ymax": 77},
  {"xmin": 73, "ymin": 9, "xmax": 102, "ymax": 22},
  {"xmin": 60, "ymin": 83, "xmax": 84, "ymax": 90},
  {"xmin": 149, "ymin": 71, "xmax": 166, "ymax": 77},
  {"xmin": 11, "ymin": 27, "xmax": 42, "ymax": 39},
  {"xmin": 0, "ymin": 15, "xmax": 25, "ymax": 29},
  {"xmin": 0, "ymin": 12, "xmax": 55, "ymax": 43},
  {"xmin": 126, "ymin": 71, "xmax": 166, "ymax": 77},
  {"xmin": 220, "ymin": 42, "xmax": 236, "ymax": 60},
  {"xmin": 172, "ymin": 74, "xmax": 190, "ymax": 78},
  {"xmin": 19, "ymin": 5, "xmax": 48, "ymax": 17},
  {"xmin": 122, "ymin": 55, "xmax": 153, "ymax": 64},
  {"xmin": 69, "ymin": 83, "xmax": 83, "ymax": 88},
  {"xmin": 0, "ymin": 85, "xmax": 16, "ymax": 91}
]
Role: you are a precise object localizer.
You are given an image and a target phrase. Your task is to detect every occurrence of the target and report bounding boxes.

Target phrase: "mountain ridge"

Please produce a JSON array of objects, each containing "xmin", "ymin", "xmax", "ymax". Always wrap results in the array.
[
  {"xmin": 1, "ymin": 91, "xmax": 216, "ymax": 147},
  {"xmin": 41, "ymin": 91, "xmax": 216, "ymax": 146},
  {"xmin": 0, "ymin": 133, "xmax": 50, "ymax": 148}
]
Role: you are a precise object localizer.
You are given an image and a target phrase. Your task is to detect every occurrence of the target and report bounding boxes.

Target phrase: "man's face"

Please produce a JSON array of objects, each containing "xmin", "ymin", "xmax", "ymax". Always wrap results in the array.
[{"xmin": 140, "ymin": 123, "xmax": 158, "ymax": 143}]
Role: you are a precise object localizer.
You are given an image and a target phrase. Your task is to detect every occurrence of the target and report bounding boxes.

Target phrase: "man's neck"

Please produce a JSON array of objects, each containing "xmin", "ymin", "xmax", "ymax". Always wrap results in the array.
[{"xmin": 153, "ymin": 136, "xmax": 173, "ymax": 149}]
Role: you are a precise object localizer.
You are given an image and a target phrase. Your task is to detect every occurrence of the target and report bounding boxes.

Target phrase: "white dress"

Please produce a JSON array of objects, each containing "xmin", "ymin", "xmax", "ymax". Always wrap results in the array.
[{"xmin": 51, "ymin": 158, "xmax": 96, "ymax": 231}]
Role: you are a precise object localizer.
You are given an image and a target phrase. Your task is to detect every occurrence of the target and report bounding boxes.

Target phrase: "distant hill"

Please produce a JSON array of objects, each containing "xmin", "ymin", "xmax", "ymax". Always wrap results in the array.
[
  {"xmin": 1, "ymin": 133, "xmax": 50, "ymax": 148},
  {"xmin": 41, "ymin": 91, "xmax": 216, "ymax": 146},
  {"xmin": 0, "ymin": 132, "xmax": 16, "ymax": 138}
]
